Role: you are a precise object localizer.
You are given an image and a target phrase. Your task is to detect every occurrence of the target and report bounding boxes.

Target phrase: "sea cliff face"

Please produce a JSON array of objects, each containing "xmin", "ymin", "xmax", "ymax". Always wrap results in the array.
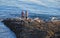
[{"xmin": 2, "ymin": 18, "xmax": 60, "ymax": 38}]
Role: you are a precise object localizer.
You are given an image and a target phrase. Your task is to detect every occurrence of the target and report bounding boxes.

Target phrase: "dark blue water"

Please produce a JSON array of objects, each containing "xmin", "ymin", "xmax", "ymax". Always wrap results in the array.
[{"xmin": 0, "ymin": 22, "xmax": 16, "ymax": 38}]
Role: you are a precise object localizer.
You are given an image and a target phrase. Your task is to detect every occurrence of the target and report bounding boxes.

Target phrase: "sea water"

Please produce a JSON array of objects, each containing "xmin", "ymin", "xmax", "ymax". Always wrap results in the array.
[{"xmin": 0, "ymin": 22, "xmax": 16, "ymax": 38}]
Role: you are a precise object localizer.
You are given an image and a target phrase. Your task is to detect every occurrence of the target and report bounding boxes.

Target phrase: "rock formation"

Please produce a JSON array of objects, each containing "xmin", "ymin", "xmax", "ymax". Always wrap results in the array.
[
  {"xmin": 2, "ymin": 18, "xmax": 47, "ymax": 38},
  {"xmin": 2, "ymin": 18, "xmax": 60, "ymax": 38}
]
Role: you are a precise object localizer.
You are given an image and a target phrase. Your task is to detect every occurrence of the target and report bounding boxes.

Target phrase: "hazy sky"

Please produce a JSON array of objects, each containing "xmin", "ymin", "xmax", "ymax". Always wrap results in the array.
[{"xmin": 0, "ymin": 0, "xmax": 60, "ymax": 15}]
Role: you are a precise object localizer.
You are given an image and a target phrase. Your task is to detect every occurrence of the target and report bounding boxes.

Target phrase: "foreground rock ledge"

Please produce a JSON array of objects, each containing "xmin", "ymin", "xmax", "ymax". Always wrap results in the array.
[{"xmin": 2, "ymin": 18, "xmax": 60, "ymax": 38}]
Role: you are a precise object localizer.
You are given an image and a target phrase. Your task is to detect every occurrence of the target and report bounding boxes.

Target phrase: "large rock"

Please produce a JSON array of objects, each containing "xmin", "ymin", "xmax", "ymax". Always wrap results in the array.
[
  {"xmin": 2, "ymin": 18, "xmax": 47, "ymax": 38},
  {"xmin": 2, "ymin": 18, "xmax": 60, "ymax": 38}
]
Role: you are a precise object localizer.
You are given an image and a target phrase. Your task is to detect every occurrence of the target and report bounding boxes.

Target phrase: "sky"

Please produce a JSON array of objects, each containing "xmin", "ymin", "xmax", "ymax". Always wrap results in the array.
[{"xmin": 0, "ymin": 0, "xmax": 60, "ymax": 15}]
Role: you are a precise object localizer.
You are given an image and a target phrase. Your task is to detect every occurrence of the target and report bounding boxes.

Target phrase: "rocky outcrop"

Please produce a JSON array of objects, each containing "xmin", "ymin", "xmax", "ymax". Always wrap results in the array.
[
  {"xmin": 2, "ymin": 18, "xmax": 47, "ymax": 38},
  {"xmin": 2, "ymin": 18, "xmax": 60, "ymax": 38}
]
